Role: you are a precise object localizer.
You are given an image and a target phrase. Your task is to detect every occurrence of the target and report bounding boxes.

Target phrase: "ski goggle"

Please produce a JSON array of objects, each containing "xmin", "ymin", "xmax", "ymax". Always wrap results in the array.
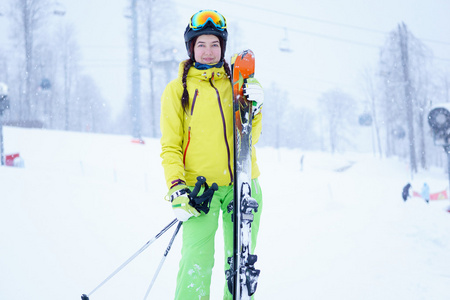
[{"xmin": 189, "ymin": 10, "xmax": 227, "ymax": 31}]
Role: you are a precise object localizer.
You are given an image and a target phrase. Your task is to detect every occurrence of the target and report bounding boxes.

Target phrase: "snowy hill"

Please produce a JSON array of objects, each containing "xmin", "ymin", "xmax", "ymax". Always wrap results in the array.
[{"xmin": 1, "ymin": 126, "xmax": 450, "ymax": 300}]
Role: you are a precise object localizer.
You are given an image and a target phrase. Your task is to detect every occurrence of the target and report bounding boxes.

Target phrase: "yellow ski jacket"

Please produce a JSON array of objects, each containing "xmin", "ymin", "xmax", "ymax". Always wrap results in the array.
[{"xmin": 160, "ymin": 61, "xmax": 262, "ymax": 188}]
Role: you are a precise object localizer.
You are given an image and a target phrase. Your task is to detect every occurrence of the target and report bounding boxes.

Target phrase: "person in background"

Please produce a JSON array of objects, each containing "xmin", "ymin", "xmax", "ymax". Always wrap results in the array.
[
  {"xmin": 402, "ymin": 183, "xmax": 411, "ymax": 201},
  {"xmin": 421, "ymin": 183, "xmax": 430, "ymax": 203},
  {"xmin": 159, "ymin": 9, "xmax": 264, "ymax": 300}
]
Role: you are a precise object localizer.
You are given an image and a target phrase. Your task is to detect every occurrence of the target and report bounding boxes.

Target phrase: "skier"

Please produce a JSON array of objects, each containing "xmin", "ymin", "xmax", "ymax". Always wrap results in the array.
[
  {"xmin": 159, "ymin": 9, "xmax": 264, "ymax": 300},
  {"xmin": 421, "ymin": 183, "xmax": 430, "ymax": 203},
  {"xmin": 402, "ymin": 183, "xmax": 411, "ymax": 201}
]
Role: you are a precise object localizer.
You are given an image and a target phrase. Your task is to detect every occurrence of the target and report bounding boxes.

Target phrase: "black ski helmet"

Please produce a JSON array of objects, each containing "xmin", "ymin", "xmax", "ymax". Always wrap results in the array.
[{"xmin": 184, "ymin": 10, "xmax": 228, "ymax": 61}]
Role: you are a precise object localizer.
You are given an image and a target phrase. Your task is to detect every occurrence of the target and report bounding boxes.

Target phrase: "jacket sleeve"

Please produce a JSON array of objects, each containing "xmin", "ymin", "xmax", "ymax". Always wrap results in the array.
[
  {"xmin": 160, "ymin": 80, "xmax": 186, "ymax": 189},
  {"xmin": 252, "ymin": 111, "xmax": 262, "ymax": 146},
  {"xmin": 250, "ymin": 109, "xmax": 262, "ymax": 179}
]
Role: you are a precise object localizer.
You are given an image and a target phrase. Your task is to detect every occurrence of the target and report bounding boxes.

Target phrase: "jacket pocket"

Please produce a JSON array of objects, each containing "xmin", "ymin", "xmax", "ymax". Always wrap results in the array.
[{"xmin": 183, "ymin": 127, "xmax": 191, "ymax": 166}]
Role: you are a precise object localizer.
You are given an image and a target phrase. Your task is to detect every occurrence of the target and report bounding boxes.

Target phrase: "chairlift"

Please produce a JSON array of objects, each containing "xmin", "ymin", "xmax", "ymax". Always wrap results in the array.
[
  {"xmin": 392, "ymin": 125, "xmax": 406, "ymax": 139},
  {"xmin": 358, "ymin": 113, "xmax": 372, "ymax": 126},
  {"xmin": 40, "ymin": 78, "xmax": 52, "ymax": 90},
  {"xmin": 53, "ymin": 2, "xmax": 66, "ymax": 16},
  {"xmin": 279, "ymin": 28, "xmax": 293, "ymax": 53},
  {"xmin": 123, "ymin": 7, "xmax": 132, "ymax": 19}
]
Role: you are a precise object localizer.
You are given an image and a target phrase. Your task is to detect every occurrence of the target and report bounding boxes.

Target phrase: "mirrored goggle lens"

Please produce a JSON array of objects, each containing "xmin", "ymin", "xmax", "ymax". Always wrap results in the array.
[{"xmin": 190, "ymin": 10, "xmax": 226, "ymax": 30}]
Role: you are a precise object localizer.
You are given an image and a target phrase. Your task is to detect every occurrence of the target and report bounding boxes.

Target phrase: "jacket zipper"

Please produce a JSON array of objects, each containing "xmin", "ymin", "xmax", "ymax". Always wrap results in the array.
[
  {"xmin": 210, "ymin": 78, "xmax": 233, "ymax": 183},
  {"xmin": 190, "ymin": 89, "xmax": 198, "ymax": 115}
]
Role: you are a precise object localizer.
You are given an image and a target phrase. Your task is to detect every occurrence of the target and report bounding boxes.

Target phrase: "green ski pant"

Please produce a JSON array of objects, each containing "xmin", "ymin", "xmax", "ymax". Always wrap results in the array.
[{"xmin": 174, "ymin": 178, "xmax": 263, "ymax": 300}]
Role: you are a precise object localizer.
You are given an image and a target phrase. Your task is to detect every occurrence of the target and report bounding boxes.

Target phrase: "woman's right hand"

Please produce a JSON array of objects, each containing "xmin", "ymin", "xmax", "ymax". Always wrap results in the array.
[{"xmin": 166, "ymin": 184, "xmax": 201, "ymax": 222}]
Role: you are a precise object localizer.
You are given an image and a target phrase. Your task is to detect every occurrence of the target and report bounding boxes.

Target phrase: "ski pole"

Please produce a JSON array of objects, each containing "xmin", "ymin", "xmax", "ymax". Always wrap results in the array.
[
  {"xmin": 81, "ymin": 218, "xmax": 178, "ymax": 300},
  {"xmin": 142, "ymin": 221, "xmax": 183, "ymax": 300}
]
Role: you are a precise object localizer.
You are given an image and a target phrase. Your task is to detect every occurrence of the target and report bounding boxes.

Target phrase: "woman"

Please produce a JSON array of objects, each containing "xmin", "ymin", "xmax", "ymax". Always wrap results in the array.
[{"xmin": 160, "ymin": 9, "xmax": 264, "ymax": 300}]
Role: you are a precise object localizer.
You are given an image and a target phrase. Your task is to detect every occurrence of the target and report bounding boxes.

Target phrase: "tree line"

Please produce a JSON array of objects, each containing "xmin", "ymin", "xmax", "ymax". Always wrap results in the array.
[
  {"xmin": 260, "ymin": 23, "xmax": 450, "ymax": 173},
  {"xmin": 0, "ymin": 0, "xmax": 112, "ymax": 132},
  {"xmin": 0, "ymin": 0, "xmax": 179, "ymax": 136}
]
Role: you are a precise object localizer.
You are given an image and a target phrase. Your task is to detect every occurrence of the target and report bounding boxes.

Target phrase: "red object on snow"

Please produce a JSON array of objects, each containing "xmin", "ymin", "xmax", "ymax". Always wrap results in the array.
[
  {"xmin": 412, "ymin": 191, "xmax": 421, "ymax": 198},
  {"xmin": 430, "ymin": 190, "xmax": 448, "ymax": 200},
  {"xmin": 412, "ymin": 189, "xmax": 448, "ymax": 200},
  {"xmin": 5, "ymin": 153, "xmax": 20, "ymax": 166},
  {"xmin": 131, "ymin": 138, "xmax": 145, "ymax": 145}
]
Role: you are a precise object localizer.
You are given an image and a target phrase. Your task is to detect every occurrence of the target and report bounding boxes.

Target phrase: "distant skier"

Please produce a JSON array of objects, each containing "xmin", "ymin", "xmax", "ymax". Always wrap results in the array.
[
  {"xmin": 421, "ymin": 183, "xmax": 430, "ymax": 203},
  {"xmin": 402, "ymin": 183, "xmax": 411, "ymax": 201}
]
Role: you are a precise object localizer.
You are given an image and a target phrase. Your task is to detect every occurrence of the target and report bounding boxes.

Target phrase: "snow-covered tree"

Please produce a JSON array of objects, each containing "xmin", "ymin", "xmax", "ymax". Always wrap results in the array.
[
  {"xmin": 9, "ymin": 0, "xmax": 52, "ymax": 121},
  {"xmin": 318, "ymin": 89, "xmax": 357, "ymax": 153},
  {"xmin": 378, "ymin": 22, "xmax": 435, "ymax": 172}
]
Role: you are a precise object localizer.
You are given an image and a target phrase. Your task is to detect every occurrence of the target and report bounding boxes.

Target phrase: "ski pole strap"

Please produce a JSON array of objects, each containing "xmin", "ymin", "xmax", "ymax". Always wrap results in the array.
[{"xmin": 168, "ymin": 188, "xmax": 189, "ymax": 202}]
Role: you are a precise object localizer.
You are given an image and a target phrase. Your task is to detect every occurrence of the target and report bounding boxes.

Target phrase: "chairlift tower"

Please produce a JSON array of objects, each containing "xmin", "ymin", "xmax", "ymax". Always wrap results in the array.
[
  {"xmin": 0, "ymin": 82, "xmax": 9, "ymax": 165},
  {"xmin": 129, "ymin": 0, "xmax": 142, "ymax": 141}
]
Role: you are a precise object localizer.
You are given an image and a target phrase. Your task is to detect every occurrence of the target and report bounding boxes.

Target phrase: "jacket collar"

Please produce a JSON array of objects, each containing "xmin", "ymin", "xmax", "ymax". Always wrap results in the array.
[
  {"xmin": 177, "ymin": 60, "xmax": 226, "ymax": 81},
  {"xmin": 194, "ymin": 61, "xmax": 224, "ymax": 70}
]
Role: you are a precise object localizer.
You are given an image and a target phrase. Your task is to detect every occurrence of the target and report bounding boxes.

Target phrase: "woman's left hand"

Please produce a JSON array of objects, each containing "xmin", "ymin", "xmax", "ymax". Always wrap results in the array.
[{"xmin": 243, "ymin": 78, "xmax": 264, "ymax": 118}]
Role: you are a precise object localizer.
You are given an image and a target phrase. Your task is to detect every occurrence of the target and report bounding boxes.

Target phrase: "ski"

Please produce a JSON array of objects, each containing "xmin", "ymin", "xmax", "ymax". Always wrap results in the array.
[{"xmin": 226, "ymin": 49, "xmax": 260, "ymax": 299}]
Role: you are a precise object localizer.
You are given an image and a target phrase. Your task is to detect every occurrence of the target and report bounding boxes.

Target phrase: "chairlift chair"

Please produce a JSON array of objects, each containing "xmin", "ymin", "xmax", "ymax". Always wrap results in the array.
[
  {"xmin": 53, "ymin": 2, "xmax": 66, "ymax": 16},
  {"xmin": 279, "ymin": 28, "xmax": 293, "ymax": 53}
]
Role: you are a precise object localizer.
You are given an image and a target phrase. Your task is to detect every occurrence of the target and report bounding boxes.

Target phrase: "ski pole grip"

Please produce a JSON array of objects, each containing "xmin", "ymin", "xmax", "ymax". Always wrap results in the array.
[{"xmin": 191, "ymin": 176, "xmax": 206, "ymax": 197}]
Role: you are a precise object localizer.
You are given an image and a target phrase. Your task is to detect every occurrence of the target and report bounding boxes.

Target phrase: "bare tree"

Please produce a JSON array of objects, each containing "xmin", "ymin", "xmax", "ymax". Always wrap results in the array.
[
  {"xmin": 10, "ymin": 0, "xmax": 51, "ymax": 121},
  {"xmin": 413, "ymin": 49, "xmax": 434, "ymax": 170},
  {"xmin": 73, "ymin": 74, "xmax": 111, "ymax": 133},
  {"xmin": 6, "ymin": 1, "xmax": 113, "ymax": 134},
  {"xmin": 398, "ymin": 23, "xmax": 417, "ymax": 173},
  {"xmin": 318, "ymin": 89, "xmax": 356, "ymax": 153},
  {"xmin": 361, "ymin": 68, "xmax": 383, "ymax": 157},
  {"xmin": 55, "ymin": 22, "xmax": 80, "ymax": 130},
  {"xmin": 378, "ymin": 22, "xmax": 435, "ymax": 172},
  {"xmin": 140, "ymin": 0, "xmax": 179, "ymax": 137}
]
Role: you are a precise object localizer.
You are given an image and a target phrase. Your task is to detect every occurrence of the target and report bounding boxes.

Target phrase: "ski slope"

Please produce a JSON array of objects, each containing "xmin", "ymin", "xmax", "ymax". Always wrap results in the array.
[{"xmin": 1, "ymin": 126, "xmax": 450, "ymax": 300}]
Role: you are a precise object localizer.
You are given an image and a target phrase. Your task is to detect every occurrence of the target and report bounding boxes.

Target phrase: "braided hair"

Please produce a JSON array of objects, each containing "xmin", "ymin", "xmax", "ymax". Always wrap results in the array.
[{"xmin": 181, "ymin": 58, "xmax": 194, "ymax": 110}]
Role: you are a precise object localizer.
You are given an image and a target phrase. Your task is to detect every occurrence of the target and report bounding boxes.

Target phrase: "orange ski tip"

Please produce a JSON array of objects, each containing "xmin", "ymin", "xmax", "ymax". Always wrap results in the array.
[{"xmin": 231, "ymin": 49, "xmax": 255, "ymax": 81}]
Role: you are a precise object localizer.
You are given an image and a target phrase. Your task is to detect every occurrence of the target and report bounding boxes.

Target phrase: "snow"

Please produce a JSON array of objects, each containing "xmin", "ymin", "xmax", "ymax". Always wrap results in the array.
[{"xmin": 1, "ymin": 126, "xmax": 450, "ymax": 299}]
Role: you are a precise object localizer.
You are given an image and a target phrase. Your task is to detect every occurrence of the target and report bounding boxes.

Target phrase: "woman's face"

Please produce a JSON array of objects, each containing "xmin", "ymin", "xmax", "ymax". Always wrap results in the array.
[{"xmin": 194, "ymin": 35, "xmax": 221, "ymax": 64}]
